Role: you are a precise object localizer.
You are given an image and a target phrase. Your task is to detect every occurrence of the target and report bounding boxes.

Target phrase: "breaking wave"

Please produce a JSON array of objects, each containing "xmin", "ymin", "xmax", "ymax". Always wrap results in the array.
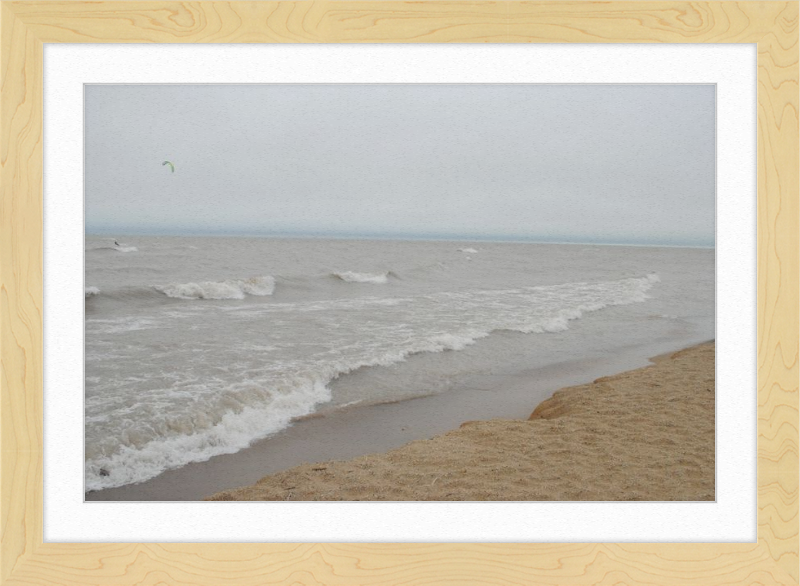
[
  {"xmin": 86, "ymin": 245, "xmax": 138, "ymax": 253},
  {"xmin": 85, "ymin": 273, "xmax": 661, "ymax": 490},
  {"xmin": 333, "ymin": 271, "xmax": 390, "ymax": 284},
  {"xmin": 86, "ymin": 380, "xmax": 331, "ymax": 492},
  {"xmin": 155, "ymin": 276, "xmax": 276, "ymax": 300}
]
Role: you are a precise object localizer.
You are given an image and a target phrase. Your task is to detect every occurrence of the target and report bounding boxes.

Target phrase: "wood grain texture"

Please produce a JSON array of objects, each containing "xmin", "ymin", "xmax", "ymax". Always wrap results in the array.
[
  {"xmin": 2, "ymin": 1, "xmax": 798, "ymax": 43},
  {"xmin": 0, "ymin": 1, "xmax": 797, "ymax": 584}
]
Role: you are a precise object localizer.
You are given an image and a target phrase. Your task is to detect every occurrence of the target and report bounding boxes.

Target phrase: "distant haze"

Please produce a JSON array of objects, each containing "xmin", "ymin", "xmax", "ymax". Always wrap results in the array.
[{"xmin": 85, "ymin": 84, "xmax": 715, "ymax": 246}]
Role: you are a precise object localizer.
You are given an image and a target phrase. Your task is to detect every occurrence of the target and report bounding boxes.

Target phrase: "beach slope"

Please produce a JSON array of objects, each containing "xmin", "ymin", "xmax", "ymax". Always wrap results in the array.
[{"xmin": 208, "ymin": 342, "xmax": 714, "ymax": 501}]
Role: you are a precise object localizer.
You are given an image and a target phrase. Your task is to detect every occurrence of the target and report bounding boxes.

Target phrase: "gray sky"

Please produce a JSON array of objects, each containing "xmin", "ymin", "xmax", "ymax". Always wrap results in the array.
[{"xmin": 85, "ymin": 84, "xmax": 715, "ymax": 246}]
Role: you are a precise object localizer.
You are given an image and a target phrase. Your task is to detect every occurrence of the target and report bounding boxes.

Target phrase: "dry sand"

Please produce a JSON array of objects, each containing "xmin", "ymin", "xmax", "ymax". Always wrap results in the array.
[{"xmin": 208, "ymin": 342, "xmax": 714, "ymax": 501}]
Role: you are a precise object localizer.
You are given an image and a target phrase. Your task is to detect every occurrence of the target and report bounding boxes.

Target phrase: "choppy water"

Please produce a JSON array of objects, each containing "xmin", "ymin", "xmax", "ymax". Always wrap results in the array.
[{"xmin": 85, "ymin": 236, "xmax": 714, "ymax": 490}]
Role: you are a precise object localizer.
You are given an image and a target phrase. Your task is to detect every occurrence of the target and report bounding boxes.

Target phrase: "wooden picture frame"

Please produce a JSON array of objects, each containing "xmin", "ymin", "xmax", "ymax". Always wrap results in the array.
[{"xmin": 1, "ymin": 2, "xmax": 797, "ymax": 584}]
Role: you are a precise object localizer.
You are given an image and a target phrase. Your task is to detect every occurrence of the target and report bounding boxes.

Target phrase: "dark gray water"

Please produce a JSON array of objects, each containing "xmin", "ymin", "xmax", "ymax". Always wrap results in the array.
[{"xmin": 85, "ymin": 236, "xmax": 714, "ymax": 490}]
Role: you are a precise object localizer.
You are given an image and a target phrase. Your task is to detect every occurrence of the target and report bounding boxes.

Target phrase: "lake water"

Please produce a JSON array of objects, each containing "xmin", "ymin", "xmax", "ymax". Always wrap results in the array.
[{"xmin": 85, "ymin": 236, "xmax": 714, "ymax": 490}]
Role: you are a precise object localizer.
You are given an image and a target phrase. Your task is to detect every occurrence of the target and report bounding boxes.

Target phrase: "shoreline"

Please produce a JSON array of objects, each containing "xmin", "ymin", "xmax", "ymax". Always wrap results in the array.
[
  {"xmin": 86, "ymin": 337, "xmax": 712, "ymax": 502},
  {"xmin": 210, "ymin": 341, "xmax": 715, "ymax": 501}
]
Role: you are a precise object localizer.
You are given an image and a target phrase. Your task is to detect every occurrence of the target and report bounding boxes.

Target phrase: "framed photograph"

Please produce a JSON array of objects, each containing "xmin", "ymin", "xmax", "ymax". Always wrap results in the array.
[
  {"xmin": 2, "ymin": 2, "xmax": 797, "ymax": 584},
  {"xmin": 80, "ymin": 81, "xmax": 718, "ymax": 504}
]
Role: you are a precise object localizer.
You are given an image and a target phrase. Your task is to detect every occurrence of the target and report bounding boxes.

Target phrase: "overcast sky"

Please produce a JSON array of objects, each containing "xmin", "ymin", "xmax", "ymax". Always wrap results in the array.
[{"xmin": 85, "ymin": 84, "xmax": 715, "ymax": 246}]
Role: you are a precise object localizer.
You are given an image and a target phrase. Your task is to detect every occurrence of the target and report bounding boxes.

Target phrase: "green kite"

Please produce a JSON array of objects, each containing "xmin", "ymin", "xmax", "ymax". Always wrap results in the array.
[{"xmin": 162, "ymin": 160, "xmax": 175, "ymax": 173}]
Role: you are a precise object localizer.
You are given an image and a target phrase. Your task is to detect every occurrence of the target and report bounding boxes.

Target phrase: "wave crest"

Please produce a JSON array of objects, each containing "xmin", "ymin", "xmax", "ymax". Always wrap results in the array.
[
  {"xmin": 155, "ymin": 276, "xmax": 276, "ymax": 300},
  {"xmin": 86, "ymin": 379, "xmax": 331, "ymax": 491},
  {"xmin": 86, "ymin": 245, "xmax": 138, "ymax": 253},
  {"xmin": 333, "ymin": 271, "xmax": 389, "ymax": 284},
  {"xmin": 85, "ymin": 272, "xmax": 662, "ymax": 490}
]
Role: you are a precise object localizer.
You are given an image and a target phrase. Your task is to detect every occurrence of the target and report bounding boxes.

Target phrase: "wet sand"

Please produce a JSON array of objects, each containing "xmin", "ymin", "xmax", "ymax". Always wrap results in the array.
[
  {"xmin": 86, "ymin": 338, "xmax": 712, "ymax": 501},
  {"xmin": 209, "ymin": 342, "xmax": 714, "ymax": 501}
]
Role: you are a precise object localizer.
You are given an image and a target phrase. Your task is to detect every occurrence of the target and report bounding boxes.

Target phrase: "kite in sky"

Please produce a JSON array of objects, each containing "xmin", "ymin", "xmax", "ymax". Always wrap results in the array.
[{"xmin": 162, "ymin": 160, "xmax": 175, "ymax": 173}]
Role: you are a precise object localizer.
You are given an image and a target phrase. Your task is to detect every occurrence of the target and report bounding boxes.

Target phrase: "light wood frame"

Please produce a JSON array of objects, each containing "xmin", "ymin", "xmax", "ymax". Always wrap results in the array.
[{"xmin": 1, "ymin": 1, "xmax": 797, "ymax": 584}]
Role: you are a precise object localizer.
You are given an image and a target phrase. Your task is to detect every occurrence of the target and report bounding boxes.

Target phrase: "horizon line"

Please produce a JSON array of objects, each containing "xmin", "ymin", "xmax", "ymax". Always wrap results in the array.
[{"xmin": 85, "ymin": 227, "xmax": 715, "ymax": 249}]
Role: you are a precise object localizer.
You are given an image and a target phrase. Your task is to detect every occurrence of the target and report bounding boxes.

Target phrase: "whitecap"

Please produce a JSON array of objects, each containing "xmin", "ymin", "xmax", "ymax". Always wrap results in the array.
[
  {"xmin": 333, "ymin": 271, "xmax": 389, "ymax": 284},
  {"xmin": 155, "ymin": 276, "xmax": 276, "ymax": 300}
]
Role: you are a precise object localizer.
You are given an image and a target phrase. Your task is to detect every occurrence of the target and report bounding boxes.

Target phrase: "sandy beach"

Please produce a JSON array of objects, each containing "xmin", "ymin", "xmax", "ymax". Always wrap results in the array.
[{"xmin": 208, "ymin": 341, "xmax": 714, "ymax": 501}]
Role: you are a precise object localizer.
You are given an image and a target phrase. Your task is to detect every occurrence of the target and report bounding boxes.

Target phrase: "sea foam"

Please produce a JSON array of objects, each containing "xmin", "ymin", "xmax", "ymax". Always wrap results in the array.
[
  {"xmin": 334, "ymin": 271, "xmax": 389, "ymax": 284},
  {"xmin": 86, "ymin": 272, "xmax": 662, "ymax": 490},
  {"xmin": 85, "ymin": 379, "xmax": 331, "ymax": 491},
  {"xmin": 155, "ymin": 276, "xmax": 276, "ymax": 299}
]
